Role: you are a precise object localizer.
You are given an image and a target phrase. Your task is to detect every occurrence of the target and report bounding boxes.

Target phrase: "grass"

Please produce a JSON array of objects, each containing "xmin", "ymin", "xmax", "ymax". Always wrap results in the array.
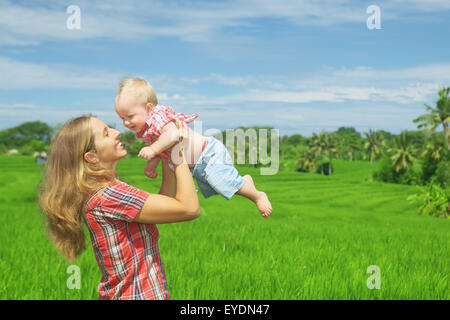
[{"xmin": 0, "ymin": 155, "xmax": 448, "ymax": 299}]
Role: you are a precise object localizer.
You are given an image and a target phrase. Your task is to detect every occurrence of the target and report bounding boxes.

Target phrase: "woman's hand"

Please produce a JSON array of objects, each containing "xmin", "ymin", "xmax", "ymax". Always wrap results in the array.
[
  {"xmin": 173, "ymin": 117, "xmax": 188, "ymax": 142},
  {"xmin": 169, "ymin": 118, "xmax": 189, "ymax": 166}
]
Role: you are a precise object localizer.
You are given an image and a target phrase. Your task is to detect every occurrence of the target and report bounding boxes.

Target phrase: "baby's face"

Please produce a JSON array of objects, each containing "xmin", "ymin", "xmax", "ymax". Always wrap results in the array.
[{"xmin": 115, "ymin": 94, "xmax": 151, "ymax": 133}]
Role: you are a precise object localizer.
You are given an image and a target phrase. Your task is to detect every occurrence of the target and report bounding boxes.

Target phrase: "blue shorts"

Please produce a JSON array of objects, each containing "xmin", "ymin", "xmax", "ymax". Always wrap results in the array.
[{"xmin": 190, "ymin": 136, "xmax": 245, "ymax": 200}]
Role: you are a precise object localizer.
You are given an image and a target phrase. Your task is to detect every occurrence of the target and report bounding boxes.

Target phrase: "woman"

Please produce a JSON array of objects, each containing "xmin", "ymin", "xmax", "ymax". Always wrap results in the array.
[{"xmin": 39, "ymin": 115, "xmax": 200, "ymax": 300}]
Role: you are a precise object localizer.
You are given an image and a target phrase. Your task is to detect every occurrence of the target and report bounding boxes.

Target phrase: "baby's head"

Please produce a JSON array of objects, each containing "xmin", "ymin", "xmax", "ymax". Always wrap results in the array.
[{"xmin": 115, "ymin": 77, "xmax": 158, "ymax": 133}]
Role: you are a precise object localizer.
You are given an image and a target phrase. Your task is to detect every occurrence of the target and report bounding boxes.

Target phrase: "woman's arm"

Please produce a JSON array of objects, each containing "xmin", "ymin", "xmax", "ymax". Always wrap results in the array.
[
  {"xmin": 133, "ymin": 149, "xmax": 200, "ymax": 224},
  {"xmin": 157, "ymin": 158, "xmax": 176, "ymax": 197}
]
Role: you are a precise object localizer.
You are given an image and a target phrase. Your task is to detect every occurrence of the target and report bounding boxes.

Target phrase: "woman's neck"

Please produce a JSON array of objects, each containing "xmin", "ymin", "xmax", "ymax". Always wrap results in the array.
[{"xmin": 102, "ymin": 160, "xmax": 119, "ymax": 172}]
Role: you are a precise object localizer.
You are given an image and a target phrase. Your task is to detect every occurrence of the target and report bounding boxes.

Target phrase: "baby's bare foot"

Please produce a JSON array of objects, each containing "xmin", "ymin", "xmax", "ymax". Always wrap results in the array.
[
  {"xmin": 144, "ymin": 166, "xmax": 158, "ymax": 179},
  {"xmin": 255, "ymin": 191, "xmax": 272, "ymax": 218},
  {"xmin": 241, "ymin": 174, "xmax": 272, "ymax": 218}
]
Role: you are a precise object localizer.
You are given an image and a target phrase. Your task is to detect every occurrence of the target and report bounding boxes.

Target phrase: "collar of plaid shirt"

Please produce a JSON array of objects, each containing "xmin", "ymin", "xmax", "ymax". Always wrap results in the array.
[{"xmin": 136, "ymin": 121, "xmax": 150, "ymax": 139}]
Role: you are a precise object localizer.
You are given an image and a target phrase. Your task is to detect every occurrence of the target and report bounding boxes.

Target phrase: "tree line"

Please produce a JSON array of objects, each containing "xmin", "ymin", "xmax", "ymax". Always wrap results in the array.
[
  {"xmin": 3, "ymin": 121, "xmax": 445, "ymax": 179},
  {"xmin": 1, "ymin": 88, "xmax": 448, "ymax": 217}
]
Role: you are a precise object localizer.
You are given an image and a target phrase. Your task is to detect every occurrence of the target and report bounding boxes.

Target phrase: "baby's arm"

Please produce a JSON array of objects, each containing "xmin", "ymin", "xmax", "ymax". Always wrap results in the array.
[{"xmin": 138, "ymin": 121, "xmax": 180, "ymax": 160}]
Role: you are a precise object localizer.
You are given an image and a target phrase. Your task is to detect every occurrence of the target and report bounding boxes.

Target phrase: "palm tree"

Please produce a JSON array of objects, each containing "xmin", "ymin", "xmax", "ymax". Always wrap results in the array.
[
  {"xmin": 413, "ymin": 87, "xmax": 450, "ymax": 150},
  {"xmin": 346, "ymin": 132, "xmax": 362, "ymax": 161},
  {"xmin": 324, "ymin": 133, "xmax": 337, "ymax": 175},
  {"xmin": 388, "ymin": 131, "xmax": 419, "ymax": 172},
  {"xmin": 363, "ymin": 129, "xmax": 383, "ymax": 164},
  {"xmin": 297, "ymin": 148, "xmax": 317, "ymax": 172},
  {"xmin": 308, "ymin": 130, "xmax": 328, "ymax": 175},
  {"xmin": 421, "ymin": 132, "xmax": 445, "ymax": 162}
]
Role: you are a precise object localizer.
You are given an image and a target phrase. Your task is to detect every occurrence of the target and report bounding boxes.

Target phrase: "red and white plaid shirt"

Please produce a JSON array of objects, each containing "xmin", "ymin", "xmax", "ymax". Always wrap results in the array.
[
  {"xmin": 136, "ymin": 104, "xmax": 198, "ymax": 160},
  {"xmin": 84, "ymin": 181, "xmax": 170, "ymax": 300}
]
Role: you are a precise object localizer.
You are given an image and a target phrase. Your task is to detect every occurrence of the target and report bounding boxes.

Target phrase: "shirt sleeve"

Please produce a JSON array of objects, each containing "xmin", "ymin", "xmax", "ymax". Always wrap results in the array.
[
  {"xmin": 149, "ymin": 106, "xmax": 176, "ymax": 135},
  {"xmin": 100, "ymin": 181, "xmax": 150, "ymax": 222}
]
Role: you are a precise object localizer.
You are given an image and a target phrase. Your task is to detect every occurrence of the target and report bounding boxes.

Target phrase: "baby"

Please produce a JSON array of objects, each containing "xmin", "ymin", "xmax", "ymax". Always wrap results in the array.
[{"xmin": 115, "ymin": 77, "xmax": 272, "ymax": 218}]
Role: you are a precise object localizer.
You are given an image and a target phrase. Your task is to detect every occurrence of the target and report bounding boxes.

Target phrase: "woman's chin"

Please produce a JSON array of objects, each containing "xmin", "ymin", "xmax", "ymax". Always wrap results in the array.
[{"xmin": 115, "ymin": 148, "xmax": 128, "ymax": 160}]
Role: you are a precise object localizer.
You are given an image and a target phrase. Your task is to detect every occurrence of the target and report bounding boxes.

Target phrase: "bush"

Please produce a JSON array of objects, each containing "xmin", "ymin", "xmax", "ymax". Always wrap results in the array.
[
  {"xmin": 373, "ymin": 156, "xmax": 396, "ymax": 183},
  {"xmin": 279, "ymin": 159, "xmax": 298, "ymax": 172},
  {"xmin": 418, "ymin": 146, "xmax": 449, "ymax": 188},
  {"xmin": 395, "ymin": 166, "xmax": 423, "ymax": 186},
  {"xmin": 407, "ymin": 177, "xmax": 449, "ymax": 218},
  {"xmin": 434, "ymin": 161, "xmax": 449, "ymax": 189},
  {"xmin": 19, "ymin": 139, "xmax": 48, "ymax": 156},
  {"xmin": 295, "ymin": 155, "xmax": 317, "ymax": 173},
  {"xmin": 432, "ymin": 149, "xmax": 449, "ymax": 189},
  {"xmin": 373, "ymin": 155, "xmax": 422, "ymax": 185},
  {"xmin": 124, "ymin": 140, "xmax": 146, "ymax": 157},
  {"xmin": 421, "ymin": 149, "xmax": 441, "ymax": 184},
  {"xmin": 315, "ymin": 161, "xmax": 333, "ymax": 176}
]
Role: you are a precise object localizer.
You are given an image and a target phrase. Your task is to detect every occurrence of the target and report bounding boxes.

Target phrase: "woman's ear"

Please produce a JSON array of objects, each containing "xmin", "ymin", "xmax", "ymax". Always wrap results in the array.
[{"xmin": 84, "ymin": 151, "xmax": 98, "ymax": 164}]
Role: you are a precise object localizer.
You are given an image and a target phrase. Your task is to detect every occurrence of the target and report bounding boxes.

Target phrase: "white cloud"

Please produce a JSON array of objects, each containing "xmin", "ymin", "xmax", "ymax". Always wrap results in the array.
[
  {"xmin": 0, "ymin": 103, "xmax": 35, "ymax": 109},
  {"xmin": 316, "ymin": 64, "xmax": 450, "ymax": 84},
  {"xmin": 388, "ymin": 0, "xmax": 450, "ymax": 12},
  {"xmin": 0, "ymin": 56, "xmax": 125, "ymax": 89},
  {"xmin": 0, "ymin": 56, "xmax": 447, "ymax": 135},
  {"xmin": 1, "ymin": 55, "xmax": 448, "ymax": 106},
  {"xmin": 186, "ymin": 83, "xmax": 440, "ymax": 105},
  {"xmin": 171, "ymin": 64, "xmax": 450, "ymax": 105},
  {"xmin": 180, "ymin": 73, "xmax": 251, "ymax": 87},
  {"xmin": 0, "ymin": 0, "xmax": 449, "ymax": 46},
  {"xmin": 0, "ymin": 105, "xmax": 118, "ymax": 129}
]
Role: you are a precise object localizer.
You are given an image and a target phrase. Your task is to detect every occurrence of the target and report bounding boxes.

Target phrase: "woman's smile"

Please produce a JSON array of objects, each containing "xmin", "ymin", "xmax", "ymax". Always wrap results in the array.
[{"xmin": 90, "ymin": 117, "xmax": 128, "ymax": 169}]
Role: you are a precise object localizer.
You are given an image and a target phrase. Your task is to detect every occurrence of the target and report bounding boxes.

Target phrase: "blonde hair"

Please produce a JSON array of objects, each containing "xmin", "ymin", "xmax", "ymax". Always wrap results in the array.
[
  {"xmin": 39, "ymin": 116, "xmax": 117, "ymax": 262},
  {"xmin": 116, "ymin": 77, "xmax": 158, "ymax": 106}
]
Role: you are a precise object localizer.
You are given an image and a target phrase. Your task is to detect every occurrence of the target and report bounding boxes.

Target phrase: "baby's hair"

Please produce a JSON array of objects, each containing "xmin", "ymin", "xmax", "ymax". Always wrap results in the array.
[{"xmin": 116, "ymin": 77, "xmax": 158, "ymax": 106}]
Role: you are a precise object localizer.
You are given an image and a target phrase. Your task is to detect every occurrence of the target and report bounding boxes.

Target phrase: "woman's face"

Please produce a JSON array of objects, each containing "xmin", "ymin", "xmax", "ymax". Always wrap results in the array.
[{"xmin": 90, "ymin": 117, "xmax": 127, "ymax": 169}]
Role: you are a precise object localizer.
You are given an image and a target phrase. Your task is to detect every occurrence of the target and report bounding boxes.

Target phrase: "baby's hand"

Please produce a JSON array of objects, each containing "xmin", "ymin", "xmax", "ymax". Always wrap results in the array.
[{"xmin": 138, "ymin": 146, "xmax": 156, "ymax": 160}]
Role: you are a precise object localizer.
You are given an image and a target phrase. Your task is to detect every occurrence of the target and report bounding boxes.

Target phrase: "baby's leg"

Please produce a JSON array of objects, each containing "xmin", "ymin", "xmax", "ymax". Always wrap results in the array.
[
  {"xmin": 147, "ymin": 156, "xmax": 160, "ymax": 169},
  {"xmin": 145, "ymin": 157, "xmax": 161, "ymax": 178},
  {"xmin": 236, "ymin": 175, "xmax": 272, "ymax": 218}
]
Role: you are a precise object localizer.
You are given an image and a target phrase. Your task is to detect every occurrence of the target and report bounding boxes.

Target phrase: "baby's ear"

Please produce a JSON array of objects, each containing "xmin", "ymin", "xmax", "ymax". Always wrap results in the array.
[{"xmin": 145, "ymin": 103, "xmax": 155, "ymax": 112}]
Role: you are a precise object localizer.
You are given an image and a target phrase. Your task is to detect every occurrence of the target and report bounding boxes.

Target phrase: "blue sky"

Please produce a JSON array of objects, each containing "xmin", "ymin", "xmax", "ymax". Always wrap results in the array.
[{"xmin": 0, "ymin": 0, "xmax": 449, "ymax": 136}]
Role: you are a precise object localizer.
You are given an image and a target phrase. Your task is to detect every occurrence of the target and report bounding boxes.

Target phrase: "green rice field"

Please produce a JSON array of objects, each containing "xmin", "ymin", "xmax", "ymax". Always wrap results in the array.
[{"xmin": 0, "ymin": 155, "xmax": 448, "ymax": 299}]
